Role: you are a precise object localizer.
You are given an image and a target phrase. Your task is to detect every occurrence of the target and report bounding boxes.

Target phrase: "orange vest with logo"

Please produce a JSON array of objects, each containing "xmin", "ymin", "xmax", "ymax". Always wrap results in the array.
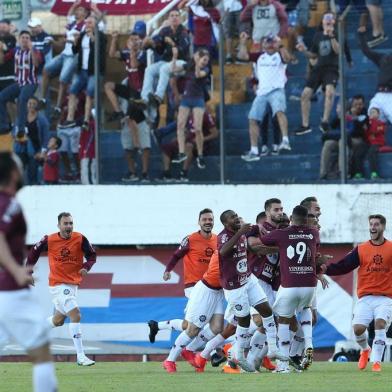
[
  {"xmin": 357, "ymin": 240, "xmax": 392, "ymax": 298},
  {"xmin": 202, "ymin": 250, "xmax": 221, "ymax": 289},
  {"xmin": 47, "ymin": 232, "xmax": 84, "ymax": 286},
  {"xmin": 184, "ymin": 232, "xmax": 217, "ymax": 286}
]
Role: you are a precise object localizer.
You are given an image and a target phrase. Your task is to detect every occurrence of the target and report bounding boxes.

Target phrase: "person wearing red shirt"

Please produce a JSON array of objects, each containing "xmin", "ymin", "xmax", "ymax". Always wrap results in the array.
[{"xmin": 43, "ymin": 136, "xmax": 62, "ymax": 185}]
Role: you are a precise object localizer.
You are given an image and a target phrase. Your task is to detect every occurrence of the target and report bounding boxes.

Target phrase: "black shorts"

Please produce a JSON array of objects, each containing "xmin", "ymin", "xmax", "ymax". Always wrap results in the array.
[
  {"xmin": 113, "ymin": 84, "xmax": 145, "ymax": 123},
  {"xmin": 306, "ymin": 67, "xmax": 339, "ymax": 90}
]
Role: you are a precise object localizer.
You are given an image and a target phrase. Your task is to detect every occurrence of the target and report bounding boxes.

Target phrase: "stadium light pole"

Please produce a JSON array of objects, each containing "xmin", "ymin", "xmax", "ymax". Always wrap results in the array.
[
  {"xmin": 218, "ymin": 21, "xmax": 225, "ymax": 184},
  {"xmin": 94, "ymin": 17, "xmax": 102, "ymax": 184}
]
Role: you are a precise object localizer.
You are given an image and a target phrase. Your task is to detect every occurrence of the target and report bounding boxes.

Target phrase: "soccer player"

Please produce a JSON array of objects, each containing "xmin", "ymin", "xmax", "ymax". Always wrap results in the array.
[
  {"xmin": 300, "ymin": 196, "xmax": 321, "ymax": 219},
  {"xmin": 261, "ymin": 205, "xmax": 320, "ymax": 373},
  {"xmin": 322, "ymin": 214, "xmax": 392, "ymax": 372},
  {"xmin": 148, "ymin": 208, "xmax": 217, "ymax": 342},
  {"xmin": 0, "ymin": 151, "xmax": 57, "ymax": 391},
  {"xmin": 206, "ymin": 209, "xmax": 282, "ymax": 372},
  {"xmin": 163, "ymin": 249, "xmax": 224, "ymax": 373},
  {"xmin": 27, "ymin": 212, "xmax": 97, "ymax": 366}
]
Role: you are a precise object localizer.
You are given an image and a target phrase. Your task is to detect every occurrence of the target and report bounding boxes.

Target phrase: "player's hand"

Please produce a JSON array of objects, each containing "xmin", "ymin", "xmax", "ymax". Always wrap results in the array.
[
  {"xmin": 317, "ymin": 274, "xmax": 329, "ymax": 289},
  {"xmin": 258, "ymin": 224, "xmax": 268, "ymax": 235},
  {"xmin": 319, "ymin": 264, "xmax": 327, "ymax": 274},
  {"xmin": 317, "ymin": 254, "xmax": 333, "ymax": 265},
  {"xmin": 13, "ymin": 265, "xmax": 34, "ymax": 287},
  {"xmin": 358, "ymin": 26, "xmax": 366, "ymax": 33},
  {"xmin": 238, "ymin": 223, "xmax": 252, "ymax": 235},
  {"xmin": 79, "ymin": 268, "xmax": 88, "ymax": 276},
  {"xmin": 163, "ymin": 271, "xmax": 171, "ymax": 281}
]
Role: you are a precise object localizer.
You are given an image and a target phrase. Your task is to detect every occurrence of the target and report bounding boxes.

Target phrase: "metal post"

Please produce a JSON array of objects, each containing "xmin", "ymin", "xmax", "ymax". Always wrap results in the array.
[
  {"xmin": 218, "ymin": 23, "xmax": 225, "ymax": 184},
  {"xmin": 338, "ymin": 7, "xmax": 350, "ymax": 184},
  {"xmin": 94, "ymin": 21, "xmax": 101, "ymax": 184}
]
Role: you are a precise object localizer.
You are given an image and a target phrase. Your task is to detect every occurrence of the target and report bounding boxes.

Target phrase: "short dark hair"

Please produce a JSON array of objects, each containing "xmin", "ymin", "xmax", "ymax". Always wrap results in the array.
[
  {"xmin": 256, "ymin": 211, "xmax": 266, "ymax": 223},
  {"xmin": 53, "ymin": 136, "xmax": 62, "ymax": 149},
  {"xmin": 0, "ymin": 152, "xmax": 18, "ymax": 186},
  {"xmin": 199, "ymin": 208, "xmax": 213, "ymax": 219},
  {"xmin": 352, "ymin": 94, "xmax": 365, "ymax": 102},
  {"xmin": 58, "ymin": 212, "xmax": 72, "ymax": 223},
  {"xmin": 292, "ymin": 205, "xmax": 309, "ymax": 224},
  {"xmin": 220, "ymin": 210, "xmax": 233, "ymax": 225},
  {"xmin": 0, "ymin": 19, "xmax": 11, "ymax": 25},
  {"xmin": 264, "ymin": 198, "xmax": 281, "ymax": 211},
  {"xmin": 300, "ymin": 196, "xmax": 318, "ymax": 210},
  {"xmin": 19, "ymin": 30, "xmax": 31, "ymax": 37},
  {"xmin": 369, "ymin": 214, "xmax": 386, "ymax": 225},
  {"xmin": 169, "ymin": 8, "xmax": 180, "ymax": 14}
]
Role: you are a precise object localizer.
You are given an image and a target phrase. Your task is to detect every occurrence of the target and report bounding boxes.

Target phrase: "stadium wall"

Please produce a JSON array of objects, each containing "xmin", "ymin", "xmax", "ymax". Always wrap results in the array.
[{"xmin": 20, "ymin": 184, "xmax": 391, "ymax": 245}]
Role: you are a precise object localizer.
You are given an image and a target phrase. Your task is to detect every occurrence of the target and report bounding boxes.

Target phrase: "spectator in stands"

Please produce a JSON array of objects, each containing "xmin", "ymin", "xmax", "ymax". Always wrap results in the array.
[
  {"xmin": 160, "ymin": 109, "xmax": 218, "ymax": 182},
  {"xmin": 0, "ymin": 31, "xmax": 42, "ymax": 137},
  {"xmin": 222, "ymin": 0, "xmax": 244, "ymax": 63},
  {"xmin": 240, "ymin": 0, "xmax": 288, "ymax": 53},
  {"xmin": 79, "ymin": 119, "xmax": 97, "ymax": 185},
  {"xmin": 171, "ymin": 48, "xmax": 210, "ymax": 168},
  {"xmin": 241, "ymin": 35, "xmax": 291, "ymax": 161},
  {"xmin": 42, "ymin": 136, "xmax": 61, "ymax": 185},
  {"xmin": 364, "ymin": 107, "xmax": 387, "ymax": 179},
  {"xmin": 28, "ymin": 18, "xmax": 53, "ymax": 75},
  {"xmin": 0, "ymin": 19, "xmax": 16, "ymax": 95},
  {"xmin": 40, "ymin": 0, "xmax": 89, "ymax": 117},
  {"xmin": 365, "ymin": 0, "xmax": 387, "ymax": 47},
  {"xmin": 134, "ymin": 9, "xmax": 190, "ymax": 110},
  {"xmin": 319, "ymin": 95, "xmax": 368, "ymax": 180},
  {"xmin": 185, "ymin": 0, "xmax": 220, "ymax": 57},
  {"xmin": 60, "ymin": 16, "xmax": 106, "ymax": 130},
  {"xmin": 358, "ymin": 26, "xmax": 392, "ymax": 125},
  {"xmin": 259, "ymin": 110, "xmax": 281, "ymax": 156},
  {"xmin": 23, "ymin": 97, "xmax": 50, "ymax": 185},
  {"xmin": 295, "ymin": 12, "xmax": 343, "ymax": 135}
]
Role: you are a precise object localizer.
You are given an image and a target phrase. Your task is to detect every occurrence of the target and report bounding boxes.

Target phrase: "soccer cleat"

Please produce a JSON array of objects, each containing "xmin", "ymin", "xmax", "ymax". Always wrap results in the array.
[
  {"xmin": 77, "ymin": 355, "xmax": 95, "ymax": 366},
  {"xmin": 262, "ymin": 356, "xmax": 276, "ymax": 371},
  {"xmin": 194, "ymin": 353, "xmax": 207, "ymax": 372},
  {"xmin": 358, "ymin": 348, "xmax": 371, "ymax": 370},
  {"xmin": 372, "ymin": 361, "xmax": 381, "ymax": 372},
  {"xmin": 211, "ymin": 351, "xmax": 227, "ymax": 367},
  {"xmin": 241, "ymin": 151, "xmax": 260, "ymax": 162},
  {"xmin": 222, "ymin": 363, "xmax": 240, "ymax": 373},
  {"xmin": 301, "ymin": 347, "xmax": 313, "ymax": 370},
  {"xmin": 148, "ymin": 320, "xmax": 159, "ymax": 343},
  {"xmin": 163, "ymin": 360, "xmax": 177, "ymax": 373},
  {"xmin": 222, "ymin": 343, "xmax": 233, "ymax": 357},
  {"xmin": 181, "ymin": 348, "xmax": 198, "ymax": 368}
]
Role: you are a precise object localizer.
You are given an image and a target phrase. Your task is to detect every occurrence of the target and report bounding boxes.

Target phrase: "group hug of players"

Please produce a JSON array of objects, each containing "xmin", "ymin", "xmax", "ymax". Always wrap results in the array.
[{"xmin": 148, "ymin": 198, "xmax": 392, "ymax": 374}]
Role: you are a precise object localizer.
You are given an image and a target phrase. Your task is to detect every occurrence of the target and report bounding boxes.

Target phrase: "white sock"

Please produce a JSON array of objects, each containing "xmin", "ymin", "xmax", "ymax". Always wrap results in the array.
[
  {"xmin": 260, "ymin": 341, "xmax": 268, "ymax": 359},
  {"xmin": 246, "ymin": 330, "xmax": 267, "ymax": 366},
  {"xmin": 278, "ymin": 324, "xmax": 291, "ymax": 358},
  {"xmin": 262, "ymin": 315, "xmax": 278, "ymax": 350},
  {"xmin": 300, "ymin": 308, "xmax": 313, "ymax": 349},
  {"xmin": 282, "ymin": 136, "xmax": 289, "ymax": 143},
  {"xmin": 201, "ymin": 333, "xmax": 225, "ymax": 359},
  {"xmin": 46, "ymin": 316, "xmax": 55, "ymax": 329},
  {"xmin": 372, "ymin": 329, "xmax": 386, "ymax": 363},
  {"xmin": 33, "ymin": 362, "xmax": 57, "ymax": 392},
  {"xmin": 355, "ymin": 331, "xmax": 370, "ymax": 350},
  {"xmin": 186, "ymin": 326, "xmax": 215, "ymax": 352},
  {"xmin": 290, "ymin": 327, "xmax": 305, "ymax": 357},
  {"xmin": 250, "ymin": 146, "xmax": 259, "ymax": 155},
  {"xmin": 167, "ymin": 331, "xmax": 192, "ymax": 362},
  {"xmin": 158, "ymin": 319, "xmax": 184, "ymax": 331},
  {"xmin": 69, "ymin": 323, "xmax": 84, "ymax": 357},
  {"xmin": 235, "ymin": 325, "xmax": 250, "ymax": 361}
]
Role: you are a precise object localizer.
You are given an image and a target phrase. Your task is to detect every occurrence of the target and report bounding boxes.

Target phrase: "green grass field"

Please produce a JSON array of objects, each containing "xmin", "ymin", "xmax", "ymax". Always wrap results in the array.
[{"xmin": 0, "ymin": 362, "xmax": 390, "ymax": 392}]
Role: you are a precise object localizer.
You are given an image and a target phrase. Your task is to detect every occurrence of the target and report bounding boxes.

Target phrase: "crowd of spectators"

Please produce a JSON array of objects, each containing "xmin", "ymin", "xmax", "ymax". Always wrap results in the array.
[{"xmin": 0, "ymin": 0, "xmax": 390, "ymax": 184}]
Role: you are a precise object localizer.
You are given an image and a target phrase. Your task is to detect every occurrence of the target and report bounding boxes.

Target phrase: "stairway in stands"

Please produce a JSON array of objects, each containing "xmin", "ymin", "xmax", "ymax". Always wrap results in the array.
[{"xmin": 101, "ymin": 1, "xmax": 392, "ymax": 184}]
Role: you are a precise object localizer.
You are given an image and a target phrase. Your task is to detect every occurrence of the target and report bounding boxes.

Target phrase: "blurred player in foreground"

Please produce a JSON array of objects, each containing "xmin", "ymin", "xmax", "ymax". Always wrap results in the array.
[
  {"xmin": 27, "ymin": 212, "xmax": 97, "ymax": 366},
  {"xmin": 0, "ymin": 151, "xmax": 58, "ymax": 391},
  {"xmin": 322, "ymin": 214, "xmax": 392, "ymax": 372}
]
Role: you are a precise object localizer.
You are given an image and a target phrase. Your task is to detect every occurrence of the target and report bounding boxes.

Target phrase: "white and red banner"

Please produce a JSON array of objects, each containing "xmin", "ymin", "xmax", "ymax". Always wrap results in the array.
[{"xmin": 51, "ymin": 0, "xmax": 172, "ymax": 16}]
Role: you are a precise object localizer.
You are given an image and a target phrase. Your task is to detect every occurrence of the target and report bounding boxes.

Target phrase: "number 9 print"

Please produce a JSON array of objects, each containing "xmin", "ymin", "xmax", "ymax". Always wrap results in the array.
[{"xmin": 287, "ymin": 241, "xmax": 307, "ymax": 264}]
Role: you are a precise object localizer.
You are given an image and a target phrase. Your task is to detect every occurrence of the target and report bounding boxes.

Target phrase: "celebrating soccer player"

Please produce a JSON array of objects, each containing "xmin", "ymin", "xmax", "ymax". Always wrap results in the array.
[
  {"xmin": 27, "ymin": 212, "xmax": 97, "ymax": 366},
  {"xmin": 322, "ymin": 214, "xmax": 392, "ymax": 372}
]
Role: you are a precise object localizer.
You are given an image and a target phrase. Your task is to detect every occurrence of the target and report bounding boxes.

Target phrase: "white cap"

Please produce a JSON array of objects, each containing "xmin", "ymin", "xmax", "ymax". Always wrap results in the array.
[{"xmin": 28, "ymin": 17, "xmax": 42, "ymax": 28}]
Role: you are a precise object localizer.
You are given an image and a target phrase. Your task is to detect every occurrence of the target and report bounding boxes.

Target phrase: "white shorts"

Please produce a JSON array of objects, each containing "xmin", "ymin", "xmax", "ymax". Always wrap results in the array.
[
  {"xmin": 273, "ymin": 286, "xmax": 316, "ymax": 318},
  {"xmin": 368, "ymin": 92, "xmax": 392, "ymax": 124},
  {"xmin": 224, "ymin": 275, "xmax": 267, "ymax": 318},
  {"xmin": 183, "ymin": 286, "xmax": 194, "ymax": 314},
  {"xmin": 0, "ymin": 289, "xmax": 50, "ymax": 350},
  {"xmin": 259, "ymin": 279, "xmax": 277, "ymax": 306},
  {"xmin": 185, "ymin": 281, "xmax": 224, "ymax": 328},
  {"xmin": 311, "ymin": 292, "xmax": 317, "ymax": 310},
  {"xmin": 352, "ymin": 295, "xmax": 392, "ymax": 327},
  {"xmin": 121, "ymin": 121, "xmax": 151, "ymax": 150},
  {"xmin": 49, "ymin": 284, "xmax": 79, "ymax": 315}
]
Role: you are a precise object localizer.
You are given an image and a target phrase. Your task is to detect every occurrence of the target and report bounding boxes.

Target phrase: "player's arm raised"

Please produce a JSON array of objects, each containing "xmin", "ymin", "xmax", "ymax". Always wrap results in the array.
[
  {"xmin": 26, "ymin": 235, "xmax": 48, "ymax": 266},
  {"xmin": 164, "ymin": 236, "xmax": 190, "ymax": 281},
  {"xmin": 322, "ymin": 247, "xmax": 360, "ymax": 276},
  {"xmin": 80, "ymin": 236, "xmax": 97, "ymax": 276},
  {"xmin": 220, "ymin": 223, "xmax": 251, "ymax": 257}
]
